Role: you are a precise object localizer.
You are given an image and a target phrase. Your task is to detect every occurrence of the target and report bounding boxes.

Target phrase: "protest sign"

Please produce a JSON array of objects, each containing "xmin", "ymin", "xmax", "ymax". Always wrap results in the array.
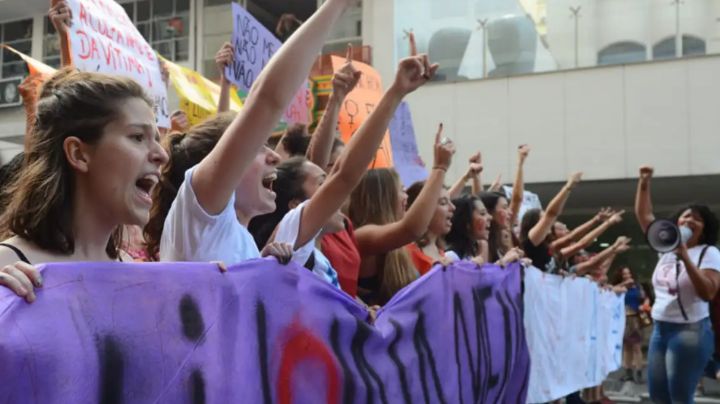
[
  {"xmin": 524, "ymin": 267, "xmax": 625, "ymax": 403},
  {"xmin": 66, "ymin": 0, "xmax": 170, "ymax": 127},
  {"xmin": 0, "ymin": 260, "xmax": 528, "ymax": 403},
  {"xmin": 163, "ymin": 57, "xmax": 243, "ymax": 126},
  {"xmin": 226, "ymin": 3, "xmax": 309, "ymax": 125},
  {"xmin": 330, "ymin": 55, "xmax": 393, "ymax": 168},
  {"xmin": 389, "ymin": 101, "xmax": 428, "ymax": 187}
]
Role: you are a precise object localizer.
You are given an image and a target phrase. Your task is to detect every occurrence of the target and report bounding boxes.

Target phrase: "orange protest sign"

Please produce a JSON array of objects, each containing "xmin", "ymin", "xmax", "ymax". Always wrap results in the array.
[{"xmin": 330, "ymin": 55, "xmax": 393, "ymax": 169}]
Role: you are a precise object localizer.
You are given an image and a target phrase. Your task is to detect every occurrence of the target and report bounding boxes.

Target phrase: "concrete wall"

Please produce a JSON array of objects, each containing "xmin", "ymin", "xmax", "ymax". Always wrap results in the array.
[
  {"xmin": 398, "ymin": 56, "xmax": 720, "ymax": 184},
  {"xmin": 365, "ymin": 0, "xmax": 720, "ymax": 184}
]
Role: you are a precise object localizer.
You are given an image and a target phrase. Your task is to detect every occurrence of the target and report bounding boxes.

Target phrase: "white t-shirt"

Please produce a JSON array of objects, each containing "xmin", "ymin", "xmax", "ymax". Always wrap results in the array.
[
  {"xmin": 651, "ymin": 245, "xmax": 720, "ymax": 323},
  {"xmin": 159, "ymin": 166, "xmax": 260, "ymax": 263},
  {"xmin": 274, "ymin": 201, "xmax": 340, "ymax": 289}
]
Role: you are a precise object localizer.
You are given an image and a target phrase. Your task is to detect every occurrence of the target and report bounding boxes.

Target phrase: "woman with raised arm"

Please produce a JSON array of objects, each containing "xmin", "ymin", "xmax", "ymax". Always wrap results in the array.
[
  {"xmin": 304, "ymin": 49, "xmax": 363, "ymax": 295},
  {"xmin": 0, "ymin": 68, "xmax": 168, "ymax": 302},
  {"xmin": 155, "ymin": 0, "xmax": 360, "ymax": 264},
  {"xmin": 404, "ymin": 182, "xmax": 456, "ymax": 274},
  {"xmin": 508, "ymin": 144, "xmax": 530, "ymax": 227},
  {"xmin": 349, "ymin": 126, "xmax": 454, "ymax": 305},
  {"xmin": 248, "ymin": 54, "xmax": 438, "ymax": 288},
  {"xmin": 635, "ymin": 165, "xmax": 720, "ymax": 403},
  {"xmin": 516, "ymin": 172, "xmax": 589, "ymax": 272},
  {"xmin": 448, "ymin": 151, "xmax": 483, "ymax": 199}
]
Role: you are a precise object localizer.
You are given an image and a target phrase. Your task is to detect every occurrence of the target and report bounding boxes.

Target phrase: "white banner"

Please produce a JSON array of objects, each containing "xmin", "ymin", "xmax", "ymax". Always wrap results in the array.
[
  {"xmin": 524, "ymin": 266, "xmax": 625, "ymax": 403},
  {"xmin": 67, "ymin": 0, "xmax": 170, "ymax": 127},
  {"xmin": 503, "ymin": 185, "xmax": 542, "ymax": 224}
]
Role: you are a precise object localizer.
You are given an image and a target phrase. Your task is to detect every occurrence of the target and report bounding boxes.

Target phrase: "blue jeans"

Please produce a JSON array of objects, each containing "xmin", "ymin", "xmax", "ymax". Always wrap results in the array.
[{"xmin": 647, "ymin": 318, "xmax": 714, "ymax": 404}]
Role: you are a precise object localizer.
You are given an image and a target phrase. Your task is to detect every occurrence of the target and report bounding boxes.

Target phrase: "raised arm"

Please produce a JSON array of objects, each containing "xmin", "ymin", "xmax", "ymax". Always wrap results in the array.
[
  {"xmin": 550, "ymin": 207, "xmax": 612, "ymax": 251},
  {"xmin": 49, "ymin": 0, "xmax": 72, "ymax": 67},
  {"xmin": 306, "ymin": 46, "xmax": 361, "ymax": 170},
  {"xmin": 192, "ymin": 0, "xmax": 355, "ymax": 214},
  {"xmin": 508, "ymin": 144, "xmax": 530, "ymax": 225},
  {"xmin": 575, "ymin": 236, "xmax": 630, "ymax": 276},
  {"xmin": 293, "ymin": 55, "xmax": 438, "ymax": 248},
  {"xmin": 635, "ymin": 166, "xmax": 656, "ymax": 234},
  {"xmin": 448, "ymin": 151, "xmax": 482, "ymax": 199},
  {"xmin": 215, "ymin": 42, "xmax": 234, "ymax": 113},
  {"xmin": 469, "ymin": 152, "xmax": 483, "ymax": 195},
  {"xmin": 355, "ymin": 125, "xmax": 454, "ymax": 254},
  {"xmin": 527, "ymin": 172, "xmax": 582, "ymax": 246},
  {"xmin": 559, "ymin": 210, "xmax": 624, "ymax": 258},
  {"xmin": 488, "ymin": 174, "xmax": 503, "ymax": 193}
]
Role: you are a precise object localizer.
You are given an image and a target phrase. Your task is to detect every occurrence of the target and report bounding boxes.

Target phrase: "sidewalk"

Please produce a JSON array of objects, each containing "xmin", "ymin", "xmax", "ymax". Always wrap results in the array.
[{"xmin": 604, "ymin": 369, "xmax": 720, "ymax": 404}]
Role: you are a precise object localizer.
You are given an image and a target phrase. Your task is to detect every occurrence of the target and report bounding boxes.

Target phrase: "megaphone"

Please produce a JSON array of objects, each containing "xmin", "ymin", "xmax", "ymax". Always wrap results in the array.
[{"xmin": 646, "ymin": 219, "xmax": 693, "ymax": 253}]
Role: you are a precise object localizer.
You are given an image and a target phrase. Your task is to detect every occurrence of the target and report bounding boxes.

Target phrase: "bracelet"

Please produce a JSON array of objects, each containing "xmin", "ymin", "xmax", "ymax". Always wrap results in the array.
[{"xmin": 433, "ymin": 166, "xmax": 447, "ymax": 172}]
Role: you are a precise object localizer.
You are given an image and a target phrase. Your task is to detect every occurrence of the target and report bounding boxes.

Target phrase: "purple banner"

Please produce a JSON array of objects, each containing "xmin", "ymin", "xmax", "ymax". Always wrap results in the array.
[
  {"xmin": 0, "ymin": 260, "xmax": 528, "ymax": 403},
  {"xmin": 389, "ymin": 101, "xmax": 428, "ymax": 187}
]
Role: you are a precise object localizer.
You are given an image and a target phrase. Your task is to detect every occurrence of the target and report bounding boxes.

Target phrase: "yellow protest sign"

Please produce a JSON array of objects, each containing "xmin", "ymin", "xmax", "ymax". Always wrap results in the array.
[{"xmin": 162, "ymin": 57, "xmax": 243, "ymax": 126}]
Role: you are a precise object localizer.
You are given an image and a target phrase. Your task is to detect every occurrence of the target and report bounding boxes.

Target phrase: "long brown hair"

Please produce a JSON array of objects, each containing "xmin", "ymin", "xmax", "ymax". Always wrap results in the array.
[
  {"xmin": 349, "ymin": 168, "xmax": 417, "ymax": 303},
  {"xmin": 143, "ymin": 112, "xmax": 236, "ymax": 259},
  {"xmin": 0, "ymin": 68, "xmax": 151, "ymax": 258}
]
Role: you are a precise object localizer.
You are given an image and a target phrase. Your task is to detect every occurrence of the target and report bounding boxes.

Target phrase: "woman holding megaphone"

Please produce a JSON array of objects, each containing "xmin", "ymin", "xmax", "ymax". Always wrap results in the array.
[{"xmin": 635, "ymin": 165, "xmax": 720, "ymax": 403}]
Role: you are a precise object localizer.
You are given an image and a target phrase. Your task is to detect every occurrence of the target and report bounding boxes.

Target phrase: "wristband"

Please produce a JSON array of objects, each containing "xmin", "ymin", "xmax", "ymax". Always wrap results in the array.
[{"xmin": 433, "ymin": 166, "xmax": 447, "ymax": 172}]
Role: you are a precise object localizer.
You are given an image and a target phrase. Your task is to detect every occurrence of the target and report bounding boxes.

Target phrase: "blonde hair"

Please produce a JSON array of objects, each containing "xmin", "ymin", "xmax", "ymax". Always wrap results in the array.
[{"xmin": 349, "ymin": 168, "xmax": 417, "ymax": 303}]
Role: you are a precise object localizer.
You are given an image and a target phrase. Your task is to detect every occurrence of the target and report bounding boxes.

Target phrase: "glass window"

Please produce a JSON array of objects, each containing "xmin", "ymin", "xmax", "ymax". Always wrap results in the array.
[
  {"xmin": 176, "ymin": 0, "xmax": 190, "ymax": 13},
  {"xmin": 43, "ymin": 17, "xmax": 60, "ymax": 67},
  {"xmin": 136, "ymin": 0, "xmax": 151, "ymax": 22},
  {"xmin": 120, "ymin": 0, "xmax": 189, "ymax": 62},
  {"xmin": 4, "ymin": 20, "xmax": 32, "ymax": 41},
  {"xmin": 152, "ymin": 0, "xmax": 173, "ymax": 18},
  {"xmin": 599, "ymin": 42, "xmax": 647, "ymax": 66},
  {"xmin": 653, "ymin": 35, "xmax": 707, "ymax": 60},
  {"xmin": 1, "ymin": 19, "xmax": 32, "ymax": 79}
]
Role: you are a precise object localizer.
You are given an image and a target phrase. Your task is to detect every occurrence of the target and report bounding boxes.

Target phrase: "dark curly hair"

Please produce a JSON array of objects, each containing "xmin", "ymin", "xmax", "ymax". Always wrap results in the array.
[{"xmin": 672, "ymin": 204, "xmax": 719, "ymax": 246}]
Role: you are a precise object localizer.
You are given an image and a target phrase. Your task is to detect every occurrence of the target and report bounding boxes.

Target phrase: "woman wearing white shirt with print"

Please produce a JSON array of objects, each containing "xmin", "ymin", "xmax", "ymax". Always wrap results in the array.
[{"xmin": 635, "ymin": 165, "xmax": 720, "ymax": 403}]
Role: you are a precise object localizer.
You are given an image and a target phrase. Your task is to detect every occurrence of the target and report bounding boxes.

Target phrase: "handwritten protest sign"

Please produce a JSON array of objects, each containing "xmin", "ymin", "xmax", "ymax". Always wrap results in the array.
[
  {"xmin": 226, "ymin": 3, "xmax": 309, "ymax": 125},
  {"xmin": 0, "ymin": 260, "xmax": 529, "ymax": 403},
  {"xmin": 282, "ymin": 79, "xmax": 312, "ymax": 125},
  {"xmin": 389, "ymin": 101, "xmax": 428, "ymax": 187},
  {"xmin": 330, "ymin": 55, "xmax": 393, "ymax": 168},
  {"xmin": 163, "ymin": 57, "xmax": 243, "ymax": 126},
  {"xmin": 66, "ymin": 0, "xmax": 170, "ymax": 127}
]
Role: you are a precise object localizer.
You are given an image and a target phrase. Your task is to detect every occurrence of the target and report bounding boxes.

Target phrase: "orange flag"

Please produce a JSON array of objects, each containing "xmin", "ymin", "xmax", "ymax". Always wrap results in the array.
[{"xmin": 2, "ymin": 45, "xmax": 57, "ymax": 149}]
